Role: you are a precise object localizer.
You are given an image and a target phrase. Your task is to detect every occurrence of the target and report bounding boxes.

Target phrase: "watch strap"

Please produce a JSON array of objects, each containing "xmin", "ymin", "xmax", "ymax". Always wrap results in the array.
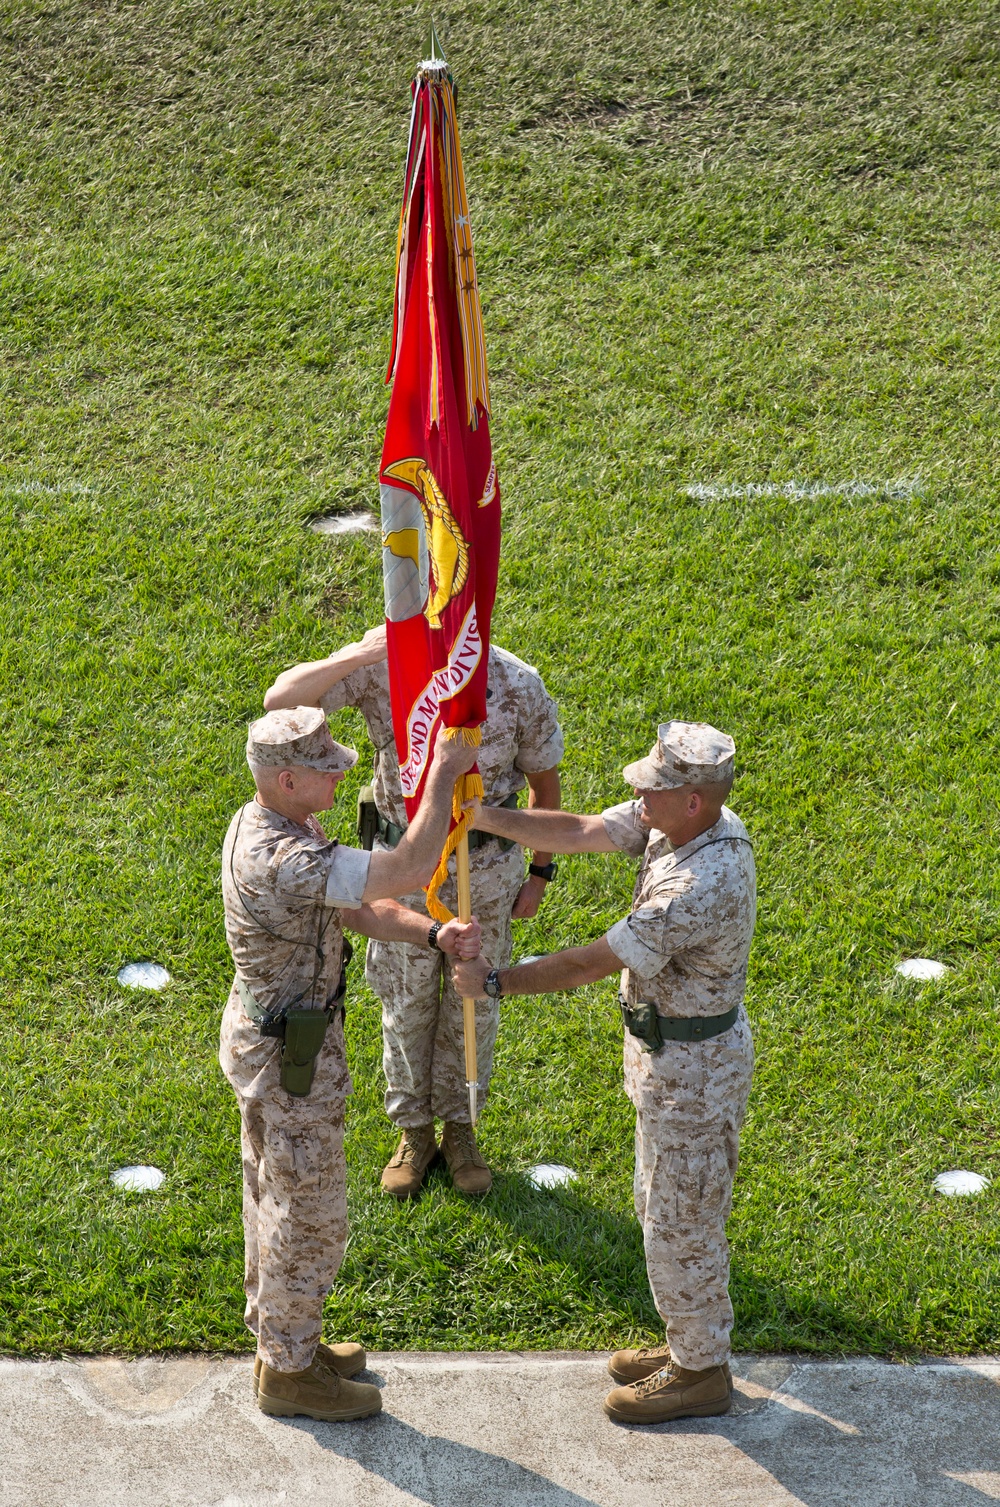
[{"xmin": 427, "ymin": 920, "xmax": 443, "ymax": 950}]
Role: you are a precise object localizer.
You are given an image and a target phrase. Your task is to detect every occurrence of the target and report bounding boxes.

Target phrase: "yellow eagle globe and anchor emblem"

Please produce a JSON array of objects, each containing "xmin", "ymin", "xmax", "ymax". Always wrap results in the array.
[{"xmin": 380, "ymin": 457, "xmax": 473, "ymax": 629}]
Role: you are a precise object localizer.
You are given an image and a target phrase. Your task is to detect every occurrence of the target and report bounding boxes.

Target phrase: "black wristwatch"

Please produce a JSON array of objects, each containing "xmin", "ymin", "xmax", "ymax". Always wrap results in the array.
[
  {"xmin": 483, "ymin": 967, "xmax": 503, "ymax": 999},
  {"xmin": 427, "ymin": 921, "xmax": 443, "ymax": 950},
  {"xmin": 528, "ymin": 861, "xmax": 558, "ymax": 882}
]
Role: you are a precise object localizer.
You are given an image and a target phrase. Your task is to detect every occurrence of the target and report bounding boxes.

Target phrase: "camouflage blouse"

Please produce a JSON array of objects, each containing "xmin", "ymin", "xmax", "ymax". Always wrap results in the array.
[{"xmin": 603, "ymin": 802, "xmax": 756, "ymax": 1020}]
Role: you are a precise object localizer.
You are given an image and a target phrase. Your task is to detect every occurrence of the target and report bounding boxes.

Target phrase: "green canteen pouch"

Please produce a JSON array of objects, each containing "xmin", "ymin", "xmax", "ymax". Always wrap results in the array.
[
  {"xmin": 619, "ymin": 996, "xmax": 663, "ymax": 1053},
  {"xmin": 279, "ymin": 1007, "xmax": 331, "ymax": 1097},
  {"xmin": 357, "ymin": 785, "xmax": 379, "ymax": 851}
]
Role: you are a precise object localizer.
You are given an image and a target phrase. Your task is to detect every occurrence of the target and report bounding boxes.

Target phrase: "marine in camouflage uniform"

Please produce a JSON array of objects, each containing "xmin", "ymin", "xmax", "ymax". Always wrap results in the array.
[
  {"xmin": 220, "ymin": 796, "xmax": 363, "ymax": 1379},
  {"xmin": 264, "ymin": 629, "xmax": 563, "ymax": 1195},
  {"xmin": 601, "ymin": 788, "xmax": 755, "ymax": 1393},
  {"xmin": 452, "ymin": 720, "xmax": 756, "ymax": 1425},
  {"xmin": 221, "ymin": 706, "xmax": 480, "ymax": 1421}
]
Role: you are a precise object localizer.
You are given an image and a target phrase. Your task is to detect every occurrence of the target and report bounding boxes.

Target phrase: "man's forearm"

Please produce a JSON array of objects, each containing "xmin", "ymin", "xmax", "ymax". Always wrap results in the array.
[
  {"xmin": 397, "ymin": 766, "xmax": 459, "ymax": 872},
  {"xmin": 475, "ymin": 804, "xmax": 615, "ymax": 854},
  {"xmin": 497, "ymin": 940, "xmax": 619, "ymax": 995},
  {"xmin": 364, "ymin": 764, "xmax": 461, "ymax": 899},
  {"xmin": 264, "ymin": 644, "xmax": 367, "ymax": 711},
  {"xmin": 525, "ymin": 766, "xmax": 560, "ymax": 868},
  {"xmin": 344, "ymin": 899, "xmax": 432, "ymax": 945}
]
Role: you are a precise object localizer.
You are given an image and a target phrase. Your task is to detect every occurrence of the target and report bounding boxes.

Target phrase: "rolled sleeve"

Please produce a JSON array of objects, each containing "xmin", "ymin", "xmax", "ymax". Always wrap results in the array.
[
  {"xmin": 606, "ymin": 912, "xmax": 670, "ymax": 977},
  {"xmin": 317, "ymin": 666, "xmax": 368, "ymax": 717},
  {"xmin": 601, "ymin": 801, "xmax": 649, "ymax": 858},
  {"xmin": 512, "ymin": 667, "xmax": 564, "ymax": 774},
  {"xmin": 319, "ymin": 681, "xmax": 350, "ymax": 715},
  {"xmin": 275, "ymin": 838, "xmax": 371, "ymax": 911},
  {"xmin": 319, "ymin": 663, "xmax": 396, "ymax": 757},
  {"xmin": 515, "ymin": 723, "xmax": 565, "ymax": 774},
  {"xmin": 324, "ymin": 845, "xmax": 371, "ymax": 909}
]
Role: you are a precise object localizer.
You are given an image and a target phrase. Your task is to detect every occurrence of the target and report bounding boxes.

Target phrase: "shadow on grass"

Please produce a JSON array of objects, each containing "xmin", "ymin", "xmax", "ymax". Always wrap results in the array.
[
  {"xmin": 729, "ymin": 1268, "xmax": 943, "ymax": 1358},
  {"xmin": 282, "ymin": 1411, "xmax": 601, "ymax": 1507},
  {"xmin": 453, "ymin": 1167, "xmax": 658, "ymax": 1335},
  {"xmin": 483, "ymin": 1173, "xmax": 929, "ymax": 1357}
]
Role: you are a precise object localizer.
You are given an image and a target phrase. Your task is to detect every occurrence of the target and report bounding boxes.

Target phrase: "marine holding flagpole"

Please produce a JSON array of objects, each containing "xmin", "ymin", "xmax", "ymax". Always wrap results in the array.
[
  {"xmin": 452, "ymin": 722, "xmax": 756, "ymax": 1425},
  {"xmin": 219, "ymin": 709, "xmax": 481, "ymax": 1422}
]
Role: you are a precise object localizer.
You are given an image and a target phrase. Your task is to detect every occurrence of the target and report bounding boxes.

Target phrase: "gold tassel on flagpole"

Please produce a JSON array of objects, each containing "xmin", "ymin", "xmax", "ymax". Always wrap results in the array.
[
  {"xmin": 423, "ymin": 725, "xmax": 483, "ymax": 923},
  {"xmin": 424, "ymin": 725, "xmax": 483, "ymax": 1123}
]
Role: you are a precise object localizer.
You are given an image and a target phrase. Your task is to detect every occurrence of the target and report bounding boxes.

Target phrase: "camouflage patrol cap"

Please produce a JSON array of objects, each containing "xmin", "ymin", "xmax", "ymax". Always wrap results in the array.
[
  {"xmin": 246, "ymin": 706, "xmax": 358, "ymax": 774},
  {"xmin": 623, "ymin": 720, "xmax": 735, "ymax": 791}
]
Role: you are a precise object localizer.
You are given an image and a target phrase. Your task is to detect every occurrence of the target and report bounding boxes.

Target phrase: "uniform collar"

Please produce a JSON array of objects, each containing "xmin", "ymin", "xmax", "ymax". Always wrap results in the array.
[{"xmin": 671, "ymin": 810, "xmax": 727, "ymax": 862}]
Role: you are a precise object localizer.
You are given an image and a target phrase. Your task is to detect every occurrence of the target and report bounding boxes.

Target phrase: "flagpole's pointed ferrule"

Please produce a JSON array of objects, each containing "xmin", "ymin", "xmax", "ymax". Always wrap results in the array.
[
  {"xmin": 467, "ymin": 1080, "xmax": 478, "ymax": 1126},
  {"xmin": 419, "ymin": 16, "xmax": 447, "ymax": 76}
]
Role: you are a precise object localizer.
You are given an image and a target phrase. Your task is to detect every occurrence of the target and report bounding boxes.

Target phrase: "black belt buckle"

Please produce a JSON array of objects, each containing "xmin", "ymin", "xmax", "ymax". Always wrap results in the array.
[{"xmin": 619, "ymin": 995, "xmax": 663, "ymax": 1052}]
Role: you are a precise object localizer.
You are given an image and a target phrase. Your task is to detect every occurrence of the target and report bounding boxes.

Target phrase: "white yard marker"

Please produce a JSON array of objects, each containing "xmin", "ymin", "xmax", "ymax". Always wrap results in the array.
[
  {"xmin": 309, "ymin": 510, "xmax": 377, "ymax": 535},
  {"xmin": 685, "ymin": 479, "xmax": 921, "ymax": 502},
  {"xmin": 896, "ymin": 958, "xmax": 949, "ymax": 981},
  {"xmin": 525, "ymin": 1164, "xmax": 579, "ymax": 1190},
  {"xmin": 933, "ymin": 1170, "xmax": 989, "ymax": 1197},
  {"xmin": 111, "ymin": 1166, "xmax": 165, "ymax": 1192},
  {"xmin": 117, "ymin": 962, "xmax": 171, "ymax": 990}
]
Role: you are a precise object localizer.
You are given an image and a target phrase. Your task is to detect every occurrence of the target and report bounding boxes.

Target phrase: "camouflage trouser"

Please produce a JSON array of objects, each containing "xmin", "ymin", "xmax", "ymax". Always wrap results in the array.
[
  {"xmin": 624, "ymin": 1006, "xmax": 754, "ymax": 1371},
  {"xmin": 365, "ymin": 840, "xmax": 524, "ymax": 1126},
  {"xmin": 237, "ymin": 1091, "xmax": 348, "ymax": 1373}
]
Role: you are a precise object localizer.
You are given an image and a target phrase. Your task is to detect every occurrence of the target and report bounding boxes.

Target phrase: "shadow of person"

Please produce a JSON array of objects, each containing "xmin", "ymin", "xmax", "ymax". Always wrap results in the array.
[
  {"xmin": 721, "ymin": 1359, "xmax": 1000, "ymax": 1507},
  {"xmin": 462, "ymin": 1170, "xmax": 658, "ymax": 1334},
  {"xmin": 278, "ymin": 1410, "xmax": 601, "ymax": 1507}
]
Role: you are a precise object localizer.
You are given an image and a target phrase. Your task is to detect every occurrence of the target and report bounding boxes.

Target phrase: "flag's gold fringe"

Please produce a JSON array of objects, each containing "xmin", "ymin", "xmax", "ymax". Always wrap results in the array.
[{"xmin": 424, "ymin": 727, "xmax": 483, "ymax": 922}]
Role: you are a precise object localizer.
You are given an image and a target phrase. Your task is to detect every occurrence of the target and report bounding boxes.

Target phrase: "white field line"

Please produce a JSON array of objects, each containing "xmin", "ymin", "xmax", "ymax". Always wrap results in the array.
[
  {"xmin": 685, "ymin": 479, "xmax": 922, "ymax": 502},
  {"xmin": 3, "ymin": 479, "xmax": 95, "ymax": 495}
]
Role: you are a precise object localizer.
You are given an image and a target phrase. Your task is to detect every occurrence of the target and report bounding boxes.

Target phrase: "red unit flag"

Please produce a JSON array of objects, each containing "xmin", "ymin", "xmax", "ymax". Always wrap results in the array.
[{"xmin": 379, "ymin": 56, "xmax": 500, "ymax": 919}]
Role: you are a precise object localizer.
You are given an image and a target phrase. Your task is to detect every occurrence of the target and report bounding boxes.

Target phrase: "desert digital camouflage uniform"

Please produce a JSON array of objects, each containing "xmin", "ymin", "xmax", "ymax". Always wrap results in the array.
[
  {"xmin": 321, "ymin": 645, "xmax": 563, "ymax": 1125},
  {"xmin": 219, "ymin": 799, "xmax": 370, "ymax": 1372},
  {"xmin": 602, "ymin": 798, "xmax": 756, "ymax": 1370}
]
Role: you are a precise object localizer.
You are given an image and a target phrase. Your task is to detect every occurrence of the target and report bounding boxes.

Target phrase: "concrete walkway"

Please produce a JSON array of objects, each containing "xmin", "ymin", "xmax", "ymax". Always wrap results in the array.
[{"xmin": 2, "ymin": 1352, "xmax": 999, "ymax": 1507}]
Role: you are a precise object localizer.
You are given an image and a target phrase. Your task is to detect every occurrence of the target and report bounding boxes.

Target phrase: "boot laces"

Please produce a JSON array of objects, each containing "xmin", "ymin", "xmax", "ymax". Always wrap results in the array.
[
  {"xmin": 635, "ymin": 1364, "xmax": 678, "ymax": 1398},
  {"xmin": 634, "ymin": 1343, "xmax": 672, "ymax": 1364},
  {"xmin": 398, "ymin": 1128, "xmax": 434, "ymax": 1166},
  {"xmin": 312, "ymin": 1355, "xmax": 343, "ymax": 1393},
  {"xmin": 446, "ymin": 1122, "xmax": 485, "ymax": 1166}
]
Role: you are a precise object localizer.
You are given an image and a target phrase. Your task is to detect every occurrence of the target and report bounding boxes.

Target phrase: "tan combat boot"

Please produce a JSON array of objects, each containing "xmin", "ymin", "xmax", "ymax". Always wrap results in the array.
[
  {"xmin": 257, "ymin": 1353, "xmax": 382, "ymax": 1421},
  {"xmin": 380, "ymin": 1124, "xmax": 438, "ymax": 1198},
  {"xmin": 254, "ymin": 1341, "xmax": 366, "ymax": 1397},
  {"xmin": 603, "ymin": 1362, "xmax": 732, "ymax": 1425},
  {"xmin": 440, "ymin": 1120, "xmax": 492, "ymax": 1195},
  {"xmin": 608, "ymin": 1344, "xmax": 732, "ymax": 1392}
]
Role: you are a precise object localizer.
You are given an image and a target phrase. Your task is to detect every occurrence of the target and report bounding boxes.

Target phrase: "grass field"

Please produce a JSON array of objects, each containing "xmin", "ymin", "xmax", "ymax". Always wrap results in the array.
[{"xmin": 2, "ymin": 0, "xmax": 1000, "ymax": 1357}]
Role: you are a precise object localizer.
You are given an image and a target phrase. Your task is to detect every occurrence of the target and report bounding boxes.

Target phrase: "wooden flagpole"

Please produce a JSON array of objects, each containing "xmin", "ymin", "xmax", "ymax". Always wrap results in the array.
[{"xmin": 455, "ymin": 825, "xmax": 478, "ymax": 1125}]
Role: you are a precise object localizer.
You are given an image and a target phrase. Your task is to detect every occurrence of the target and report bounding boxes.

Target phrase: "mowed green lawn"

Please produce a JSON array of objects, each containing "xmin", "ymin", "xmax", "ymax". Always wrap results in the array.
[{"xmin": 2, "ymin": 0, "xmax": 1000, "ymax": 1356}]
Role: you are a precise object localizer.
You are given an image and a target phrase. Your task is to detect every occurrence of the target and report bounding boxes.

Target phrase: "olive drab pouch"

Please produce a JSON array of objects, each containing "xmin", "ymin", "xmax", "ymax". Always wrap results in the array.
[
  {"xmin": 357, "ymin": 785, "xmax": 379, "ymax": 851},
  {"xmin": 280, "ymin": 1008, "xmax": 331, "ymax": 1096},
  {"xmin": 619, "ymin": 996, "xmax": 664, "ymax": 1053}
]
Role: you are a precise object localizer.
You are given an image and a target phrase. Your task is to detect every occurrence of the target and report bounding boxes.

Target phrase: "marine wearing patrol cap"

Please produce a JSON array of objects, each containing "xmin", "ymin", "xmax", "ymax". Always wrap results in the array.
[
  {"xmin": 246, "ymin": 706, "xmax": 358, "ymax": 774},
  {"xmin": 622, "ymin": 720, "xmax": 735, "ymax": 791}
]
